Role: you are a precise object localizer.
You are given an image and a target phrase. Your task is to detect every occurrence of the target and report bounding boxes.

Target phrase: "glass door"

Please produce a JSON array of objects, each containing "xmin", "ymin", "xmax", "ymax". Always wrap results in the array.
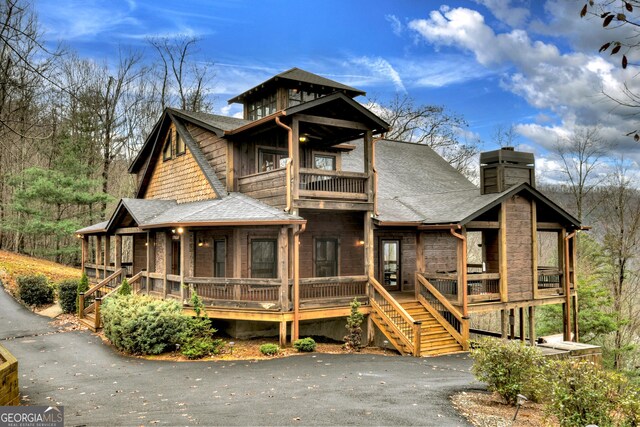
[{"xmin": 381, "ymin": 240, "xmax": 400, "ymax": 291}]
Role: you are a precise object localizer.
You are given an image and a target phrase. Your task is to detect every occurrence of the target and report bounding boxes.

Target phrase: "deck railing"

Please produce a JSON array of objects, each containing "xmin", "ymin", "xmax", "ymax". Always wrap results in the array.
[
  {"xmin": 298, "ymin": 168, "xmax": 369, "ymax": 200},
  {"xmin": 79, "ymin": 268, "xmax": 123, "ymax": 329},
  {"xmin": 369, "ymin": 276, "xmax": 421, "ymax": 356},
  {"xmin": 422, "ymin": 272, "xmax": 501, "ymax": 303},
  {"xmin": 297, "ymin": 275, "xmax": 368, "ymax": 302},
  {"xmin": 183, "ymin": 277, "xmax": 282, "ymax": 310},
  {"xmin": 538, "ymin": 267, "xmax": 564, "ymax": 294},
  {"xmin": 416, "ymin": 273, "xmax": 468, "ymax": 350}
]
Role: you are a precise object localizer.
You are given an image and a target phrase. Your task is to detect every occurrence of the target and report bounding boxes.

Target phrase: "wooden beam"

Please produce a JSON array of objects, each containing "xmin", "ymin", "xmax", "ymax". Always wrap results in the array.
[
  {"xmin": 466, "ymin": 221, "xmax": 499, "ymax": 229},
  {"xmin": 292, "ymin": 118, "xmax": 300, "ymax": 201},
  {"xmin": 529, "ymin": 306, "xmax": 536, "ymax": 345},
  {"xmin": 499, "ymin": 203, "xmax": 508, "ymax": 302},
  {"xmin": 295, "ymin": 113, "xmax": 370, "ymax": 131},
  {"xmin": 114, "ymin": 234, "xmax": 122, "ymax": 271},
  {"xmin": 96, "ymin": 235, "xmax": 103, "ymax": 279},
  {"xmin": 292, "ymin": 227, "xmax": 301, "ymax": 341},
  {"xmin": 179, "ymin": 229, "xmax": 188, "ymax": 304},
  {"xmin": 233, "ymin": 229, "xmax": 242, "ymax": 278},
  {"xmin": 81, "ymin": 236, "xmax": 87, "ymax": 273},
  {"xmin": 509, "ymin": 308, "xmax": 515, "ymax": 339},
  {"xmin": 163, "ymin": 232, "xmax": 169, "ymax": 299},
  {"xmin": 114, "ymin": 227, "xmax": 145, "ymax": 234},
  {"xmin": 415, "ymin": 232, "xmax": 425, "ymax": 300},
  {"xmin": 519, "ymin": 307, "xmax": 525, "ymax": 341},
  {"xmin": 293, "ymin": 199, "xmax": 373, "ymax": 211},
  {"xmin": 537, "ymin": 222, "xmax": 563, "ymax": 230},
  {"xmin": 104, "ymin": 235, "xmax": 111, "ymax": 280},
  {"xmin": 572, "ymin": 294, "xmax": 579, "ymax": 342},
  {"xmin": 532, "ymin": 200, "xmax": 539, "ymax": 299},
  {"xmin": 501, "ymin": 309, "xmax": 508, "ymax": 338},
  {"xmin": 226, "ymin": 141, "xmax": 235, "ymax": 192},
  {"xmin": 279, "ymin": 321, "xmax": 287, "ymax": 347},
  {"xmin": 278, "ymin": 227, "xmax": 289, "ymax": 315},
  {"xmin": 145, "ymin": 232, "xmax": 151, "ymax": 293}
]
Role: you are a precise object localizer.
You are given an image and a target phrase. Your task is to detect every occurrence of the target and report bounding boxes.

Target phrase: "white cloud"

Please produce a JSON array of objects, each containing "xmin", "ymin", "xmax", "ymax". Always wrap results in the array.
[
  {"xmin": 386, "ymin": 14, "xmax": 403, "ymax": 36},
  {"xmin": 473, "ymin": 0, "xmax": 530, "ymax": 28},
  {"xmin": 348, "ymin": 56, "xmax": 406, "ymax": 93},
  {"xmin": 407, "ymin": 5, "xmax": 640, "ymax": 161}
]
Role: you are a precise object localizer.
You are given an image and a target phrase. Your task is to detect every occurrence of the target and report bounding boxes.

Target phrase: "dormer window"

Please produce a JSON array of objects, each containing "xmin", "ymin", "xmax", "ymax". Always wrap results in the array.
[
  {"xmin": 288, "ymin": 89, "xmax": 319, "ymax": 107},
  {"xmin": 247, "ymin": 93, "xmax": 276, "ymax": 121},
  {"xmin": 176, "ymin": 133, "xmax": 185, "ymax": 156},
  {"xmin": 162, "ymin": 134, "xmax": 173, "ymax": 161}
]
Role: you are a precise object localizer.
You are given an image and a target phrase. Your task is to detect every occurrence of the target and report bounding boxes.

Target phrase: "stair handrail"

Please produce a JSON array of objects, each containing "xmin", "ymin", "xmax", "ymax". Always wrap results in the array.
[
  {"xmin": 88, "ymin": 271, "xmax": 145, "ymax": 330},
  {"xmin": 369, "ymin": 276, "xmax": 422, "ymax": 355},
  {"xmin": 102, "ymin": 270, "xmax": 144, "ymax": 300},
  {"xmin": 416, "ymin": 273, "xmax": 469, "ymax": 349},
  {"xmin": 85, "ymin": 268, "xmax": 124, "ymax": 298}
]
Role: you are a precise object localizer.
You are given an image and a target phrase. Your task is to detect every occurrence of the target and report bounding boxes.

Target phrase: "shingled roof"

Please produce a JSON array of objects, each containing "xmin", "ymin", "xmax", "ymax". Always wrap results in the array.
[
  {"xmin": 228, "ymin": 67, "xmax": 366, "ymax": 104},
  {"xmin": 343, "ymin": 139, "xmax": 580, "ymax": 227},
  {"xmin": 77, "ymin": 194, "xmax": 304, "ymax": 234}
]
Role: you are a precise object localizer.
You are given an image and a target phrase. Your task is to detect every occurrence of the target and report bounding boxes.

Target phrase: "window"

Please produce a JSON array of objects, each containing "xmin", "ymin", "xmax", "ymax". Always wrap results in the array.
[
  {"xmin": 315, "ymin": 238, "xmax": 338, "ymax": 277},
  {"xmin": 213, "ymin": 239, "xmax": 226, "ymax": 278},
  {"xmin": 247, "ymin": 93, "xmax": 277, "ymax": 120},
  {"xmin": 176, "ymin": 133, "xmax": 185, "ymax": 156},
  {"xmin": 251, "ymin": 239, "xmax": 277, "ymax": 278},
  {"xmin": 288, "ymin": 89, "xmax": 319, "ymax": 107},
  {"xmin": 314, "ymin": 154, "xmax": 336, "ymax": 171},
  {"xmin": 170, "ymin": 238, "xmax": 180, "ymax": 276},
  {"xmin": 162, "ymin": 134, "xmax": 173, "ymax": 161},
  {"xmin": 381, "ymin": 240, "xmax": 400, "ymax": 289},
  {"xmin": 259, "ymin": 148, "xmax": 288, "ymax": 172}
]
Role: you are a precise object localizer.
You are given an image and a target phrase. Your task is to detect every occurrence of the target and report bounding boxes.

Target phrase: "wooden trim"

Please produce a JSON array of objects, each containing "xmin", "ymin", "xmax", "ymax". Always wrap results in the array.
[
  {"xmin": 114, "ymin": 235, "xmax": 122, "ymax": 270},
  {"xmin": 145, "ymin": 232, "xmax": 151, "ymax": 293},
  {"xmin": 295, "ymin": 113, "xmax": 370, "ymax": 131},
  {"xmin": 224, "ymin": 111, "xmax": 286, "ymax": 135},
  {"xmin": 310, "ymin": 150, "xmax": 341, "ymax": 171},
  {"xmin": 278, "ymin": 227, "xmax": 289, "ymax": 313},
  {"xmin": 184, "ymin": 277, "xmax": 281, "ymax": 285},
  {"xmin": 233, "ymin": 229, "xmax": 242, "ymax": 278},
  {"xmin": 298, "ymin": 167, "xmax": 366, "ymax": 179},
  {"xmin": 529, "ymin": 306, "xmax": 536, "ymax": 345},
  {"xmin": 466, "ymin": 221, "xmax": 499, "ymax": 229},
  {"xmin": 140, "ymin": 219, "xmax": 306, "ymax": 229},
  {"xmin": 532, "ymin": 200, "xmax": 539, "ymax": 299},
  {"xmin": 293, "ymin": 199, "xmax": 373, "ymax": 211},
  {"xmin": 499, "ymin": 203, "xmax": 508, "ymax": 302},
  {"xmin": 298, "ymin": 190, "xmax": 369, "ymax": 201},
  {"xmin": 292, "ymin": 117, "xmax": 300, "ymax": 201},
  {"xmin": 537, "ymin": 222, "xmax": 563, "ymax": 230},
  {"xmin": 114, "ymin": 227, "xmax": 146, "ymax": 235},
  {"xmin": 179, "ymin": 229, "xmax": 188, "ymax": 304}
]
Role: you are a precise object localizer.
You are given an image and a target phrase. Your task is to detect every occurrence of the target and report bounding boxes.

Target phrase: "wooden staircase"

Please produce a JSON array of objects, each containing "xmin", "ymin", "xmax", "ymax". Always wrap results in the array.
[{"xmin": 400, "ymin": 300, "xmax": 464, "ymax": 356}]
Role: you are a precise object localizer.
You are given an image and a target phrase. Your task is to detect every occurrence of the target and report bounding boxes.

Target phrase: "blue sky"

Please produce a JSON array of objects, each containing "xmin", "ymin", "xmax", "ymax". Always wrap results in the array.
[{"xmin": 33, "ymin": 0, "xmax": 640, "ymax": 180}]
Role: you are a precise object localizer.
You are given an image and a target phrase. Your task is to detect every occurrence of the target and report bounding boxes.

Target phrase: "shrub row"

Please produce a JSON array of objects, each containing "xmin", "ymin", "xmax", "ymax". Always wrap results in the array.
[
  {"xmin": 470, "ymin": 338, "xmax": 640, "ymax": 427},
  {"xmin": 16, "ymin": 274, "xmax": 88, "ymax": 313}
]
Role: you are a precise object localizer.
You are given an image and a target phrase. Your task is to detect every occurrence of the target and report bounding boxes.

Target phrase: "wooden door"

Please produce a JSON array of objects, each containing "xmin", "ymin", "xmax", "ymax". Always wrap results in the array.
[{"xmin": 381, "ymin": 239, "xmax": 400, "ymax": 291}]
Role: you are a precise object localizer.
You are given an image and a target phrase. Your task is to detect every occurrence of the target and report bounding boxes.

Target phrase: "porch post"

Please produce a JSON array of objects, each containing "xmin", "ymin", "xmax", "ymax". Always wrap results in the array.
[
  {"xmin": 81, "ymin": 235, "xmax": 87, "ymax": 274},
  {"xmin": 500, "ymin": 309, "xmax": 508, "ymax": 338},
  {"xmin": 415, "ymin": 231, "xmax": 424, "ymax": 300},
  {"xmin": 291, "ymin": 118, "xmax": 300, "ymax": 201},
  {"xmin": 499, "ymin": 203, "xmax": 508, "ymax": 302},
  {"xmin": 292, "ymin": 226, "xmax": 301, "ymax": 341},
  {"xmin": 562, "ymin": 228, "xmax": 572, "ymax": 341},
  {"xmin": 519, "ymin": 307, "xmax": 525, "ymax": 341},
  {"xmin": 531, "ymin": 200, "xmax": 539, "ymax": 299},
  {"xmin": 364, "ymin": 210, "xmax": 375, "ymax": 345},
  {"xmin": 96, "ymin": 235, "xmax": 103, "ymax": 279},
  {"xmin": 163, "ymin": 232, "xmax": 169, "ymax": 299},
  {"xmin": 528, "ymin": 306, "xmax": 536, "ymax": 345},
  {"xmin": 278, "ymin": 226, "xmax": 289, "ymax": 313},
  {"xmin": 509, "ymin": 308, "xmax": 515, "ymax": 339},
  {"xmin": 104, "ymin": 235, "xmax": 111, "ymax": 280},
  {"xmin": 145, "ymin": 232, "xmax": 151, "ymax": 294},
  {"xmin": 114, "ymin": 234, "xmax": 122, "ymax": 271},
  {"xmin": 179, "ymin": 228, "xmax": 189, "ymax": 305},
  {"xmin": 233, "ymin": 228, "xmax": 242, "ymax": 278}
]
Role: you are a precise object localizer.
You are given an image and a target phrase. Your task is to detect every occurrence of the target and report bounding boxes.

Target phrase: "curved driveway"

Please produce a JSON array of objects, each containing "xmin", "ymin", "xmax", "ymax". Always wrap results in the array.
[{"xmin": 0, "ymin": 288, "xmax": 480, "ymax": 426}]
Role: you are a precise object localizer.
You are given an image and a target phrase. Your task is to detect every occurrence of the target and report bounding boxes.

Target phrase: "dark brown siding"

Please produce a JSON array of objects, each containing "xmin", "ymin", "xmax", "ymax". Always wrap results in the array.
[
  {"xmin": 424, "ymin": 231, "xmax": 457, "ymax": 273},
  {"xmin": 193, "ymin": 229, "xmax": 235, "ymax": 278},
  {"xmin": 237, "ymin": 169, "xmax": 286, "ymax": 209},
  {"xmin": 483, "ymin": 230, "xmax": 500, "ymax": 273},
  {"xmin": 506, "ymin": 195, "xmax": 533, "ymax": 301},
  {"xmin": 133, "ymin": 234, "xmax": 147, "ymax": 274},
  {"xmin": 298, "ymin": 210, "xmax": 364, "ymax": 278},
  {"xmin": 373, "ymin": 230, "xmax": 417, "ymax": 291}
]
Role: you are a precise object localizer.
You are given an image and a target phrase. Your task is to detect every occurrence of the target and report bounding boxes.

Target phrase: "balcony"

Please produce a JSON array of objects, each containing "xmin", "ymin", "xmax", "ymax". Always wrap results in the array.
[{"xmin": 298, "ymin": 168, "xmax": 369, "ymax": 201}]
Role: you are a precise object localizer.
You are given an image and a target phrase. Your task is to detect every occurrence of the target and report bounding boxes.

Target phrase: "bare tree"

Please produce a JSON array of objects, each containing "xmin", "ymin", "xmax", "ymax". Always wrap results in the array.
[
  {"xmin": 369, "ymin": 93, "xmax": 480, "ymax": 177},
  {"xmin": 554, "ymin": 126, "xmax": 609, "ymax": 222},
  {"xmin": 148, "ymin": 35, "xmax": 214, "ymax": 112},
  {"xmin": 598, "ymin": 162, "xmax": 640, "ymax": 369},
  {"xmin": 491, "ymin": 124, "xmax": 519, "ymax": 148}
]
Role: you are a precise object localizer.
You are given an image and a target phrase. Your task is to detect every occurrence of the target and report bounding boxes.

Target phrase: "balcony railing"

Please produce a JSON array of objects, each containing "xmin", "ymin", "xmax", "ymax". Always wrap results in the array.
[
  {"xmin": 538, "ymin": 267, "xmax": 564, "ymax": 295},
  {"xmin": 298, "ymin": 168, "xmax": 368, "ymax": 200},
  {"xmin": 421, "ymin": 271, "xmax": 501, "ymax": 303},
  {"xmin": 295, "ymin": 276, "xmax": 368, "ymax": 308},
  {"xmin": 183, "ymin": 277, "xmax": 282, "ymax": 310}
]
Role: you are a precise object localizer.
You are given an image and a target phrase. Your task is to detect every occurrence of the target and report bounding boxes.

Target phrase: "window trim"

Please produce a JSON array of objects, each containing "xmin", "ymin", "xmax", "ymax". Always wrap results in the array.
[
  {"xmin": 257, "ymin": 146, "xmax": 288, "ymax": 173},
  {"xmin": 162, "ymin": 133, "xmax": 173, "ymax": 161},
  {"xmin": 312, "ymin": 151, "xmax": 339, "ymax": 171},
  {"xmin": 250, "ymin": 237, "xmax": 278, "ymax": 278},
  {"xmin": 212, "ymin": 237, "xmax": 226, "ymax": 278},
  {"xmin": 175, "ymin": 132, "xmax": 186, "ymax": 157},
  {"xmin": 313, "ymin": 236, "xmax": 340, "ymax": 277}
]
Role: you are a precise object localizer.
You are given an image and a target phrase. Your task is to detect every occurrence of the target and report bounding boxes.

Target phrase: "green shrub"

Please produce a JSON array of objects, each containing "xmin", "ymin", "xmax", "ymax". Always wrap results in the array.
[
  {"xmin": 189, "ymin": 287, "xmax": 206, "ymax": 317},
  {"xmin": 470, "ymin": 338, "xmax": 546, "ymax": 405},
  {"xmin": 259, "ymin": 343, "xmax": 280, "ymax": 356},
  {"xmin": 77, "ymin": 273, "xmax": 90, "ymax": 315},
  {"xmin": 58, "ymin": 279, "xmax": 79, "ymax": 313},
  {"xmin": 344, "ymin": 298, "xmax": 364, "ymax": 351},
  {"xmin": 178, "ymin": 317, "xmax": 222, "ymax": 359},
  {"xmin": 101, "ymin": 294, "xmax": 185, "ymax": 355},
  {"xmin": 544, "ymin": 359, "xmax": 627, "ymax": 427},
  {"xmin": 620, "ymin": 382, "xmax": 640, "ymax": 427},
  {"xmin": 293, "ymin": 337, "xmax": 317, "ymax": 352},
  {"xmin": 17, "ymin": 274, "xmax": 54, "ymax": 306},
  {"xmin": 117, "ymin": 278, "xmax": 131, "ymax": 296}
]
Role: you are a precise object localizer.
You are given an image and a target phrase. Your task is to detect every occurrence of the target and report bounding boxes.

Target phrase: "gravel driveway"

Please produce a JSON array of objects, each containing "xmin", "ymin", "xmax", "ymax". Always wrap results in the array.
[{"xmin": 0, "ymin": 288, "xmax": 481, "ymax": 426}]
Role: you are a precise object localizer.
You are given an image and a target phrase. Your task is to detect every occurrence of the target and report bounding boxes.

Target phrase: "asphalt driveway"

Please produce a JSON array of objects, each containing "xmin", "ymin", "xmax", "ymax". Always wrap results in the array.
[{"xmin": 0, "ymin": 288, "xmax": 481, "ymax": 426}]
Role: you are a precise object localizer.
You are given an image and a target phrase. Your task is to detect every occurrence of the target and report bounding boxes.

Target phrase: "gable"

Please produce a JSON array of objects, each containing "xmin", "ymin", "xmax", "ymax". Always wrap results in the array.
[{"xmin": 142, "ymin": 122, "xmax": 218, "ymax": 203}]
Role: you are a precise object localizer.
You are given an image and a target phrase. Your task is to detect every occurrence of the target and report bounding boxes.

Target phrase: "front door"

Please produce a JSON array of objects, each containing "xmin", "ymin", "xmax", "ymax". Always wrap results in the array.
[
  {"xmin": 381, "ymin": 239, "xmax": 400, "ymax": 291},
  {"xmin": 171, "ymin": 239, "xmax": 180, "ymax": 276}
]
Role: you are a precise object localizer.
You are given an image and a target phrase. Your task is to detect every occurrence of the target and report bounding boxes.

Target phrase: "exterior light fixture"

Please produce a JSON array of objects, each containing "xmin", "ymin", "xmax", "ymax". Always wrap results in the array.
[
  {"xmin": 358, "ymin": 240, "xmax": 365, "ymax": 246},
  {"xmin": 229, "ymin": 341, "xmax": 235, "ymax": 355},
  {"xmin": 383, "ymin": 340, "xmax": 389, "ymax": 355},
  {"xmin": 513, "ymin": 394, "xmax": 528, "ymax": 421},
  {"xmin": 171, "ymin": 229, "xmax": 176, "ymax": 234},
  {"xmin": 177, "ymin": 227, "xmax": 184, "ymax": 234},
  {"xmin": 299, "ymin": 136, "xmax": 307, "ymax": 143},
  {"xmin": 197, "ymin": 239, "xmax": 204, "ymax": 247}
]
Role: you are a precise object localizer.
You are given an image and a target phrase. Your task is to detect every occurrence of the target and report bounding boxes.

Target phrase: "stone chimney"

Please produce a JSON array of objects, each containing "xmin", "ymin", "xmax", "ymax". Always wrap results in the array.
[{"xmin": 480, "ymin": 147, "xmax": 535, "ymax": 194}]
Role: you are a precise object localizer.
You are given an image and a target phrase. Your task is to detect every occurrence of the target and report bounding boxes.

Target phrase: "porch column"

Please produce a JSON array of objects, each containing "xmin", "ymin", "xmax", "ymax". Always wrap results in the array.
[
  {"xmin": 531, "ymin": 200, "xmax": 539, "ymax": 299},
  {"xmin": 291, "ymin": 118, "xmax": 300, "ymax": 201},
  {"xmin": 528, "ymin": 306, "xmax": 536, "ymax": 345},
  {"xmin": 96, "ymin": 235, "xmax": 103, "ymax": 279},
  {"xmin": 519, "ymin": 307, "xmax": 525, "ymax": 341},
  {"xmin": 501, "ymin": 309, "xmax": 508, "ymax": 338},
  {"xmin": 233, "ymin": 229, "xmax": 242, "ymax": 278},
  {"xmin": 163, "ymin": 232, "xmax": 169, "ymax": 298},
  {"xmin": 499, "ymin": 203, "xmax": 508, "ymax": 303},
  {"xmin": 278, "ymin": 226, "xmax": 289, "ymax": 346},
  {"xmin": 179, "ymin": 228, "xmax": 189, "ymax": 304},
  {"xmin": 104, "ymin": 235, "xmax": 111, "ymax": 280},
  {"xmin": 415, "ymin": 231, "xmax": 424, "ymax": 300},
  {"xmin": 81, "ymin": 235, "xmax": 87, "ymax": 274},
  {"xmin": 145, "ymin": 232, "xmax": 151, "ymax": 293},
  {"xmin": 114, "ymin": 234, "xmax": 122, "ymax": 271},
  {"xmin": 364, "ymin": 211, "xmax": 375, "ymax": 346},
  {"xmin": 292, "ymin": 225, "xmax": 302, "ymax": 341}
]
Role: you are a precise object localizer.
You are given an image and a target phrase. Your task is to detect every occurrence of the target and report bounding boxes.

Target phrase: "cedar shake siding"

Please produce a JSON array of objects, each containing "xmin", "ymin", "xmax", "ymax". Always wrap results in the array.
[
  {"xmin": 143, "ymin": 125, "xmax": 217, "ymax": 203},
  {"xmin": 187, "ymin": 123, "xmax": 228, "ymax": 188},
  {"xmin": 506, "ymin": 195, "xmax": 534, "ymax": 301}
]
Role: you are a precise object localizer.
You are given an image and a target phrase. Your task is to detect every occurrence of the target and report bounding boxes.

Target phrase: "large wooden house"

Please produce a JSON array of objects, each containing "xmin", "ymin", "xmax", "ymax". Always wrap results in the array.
[{"xmin": 77, "ymin": 68, "xmax": 582, "ymax": 356}]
